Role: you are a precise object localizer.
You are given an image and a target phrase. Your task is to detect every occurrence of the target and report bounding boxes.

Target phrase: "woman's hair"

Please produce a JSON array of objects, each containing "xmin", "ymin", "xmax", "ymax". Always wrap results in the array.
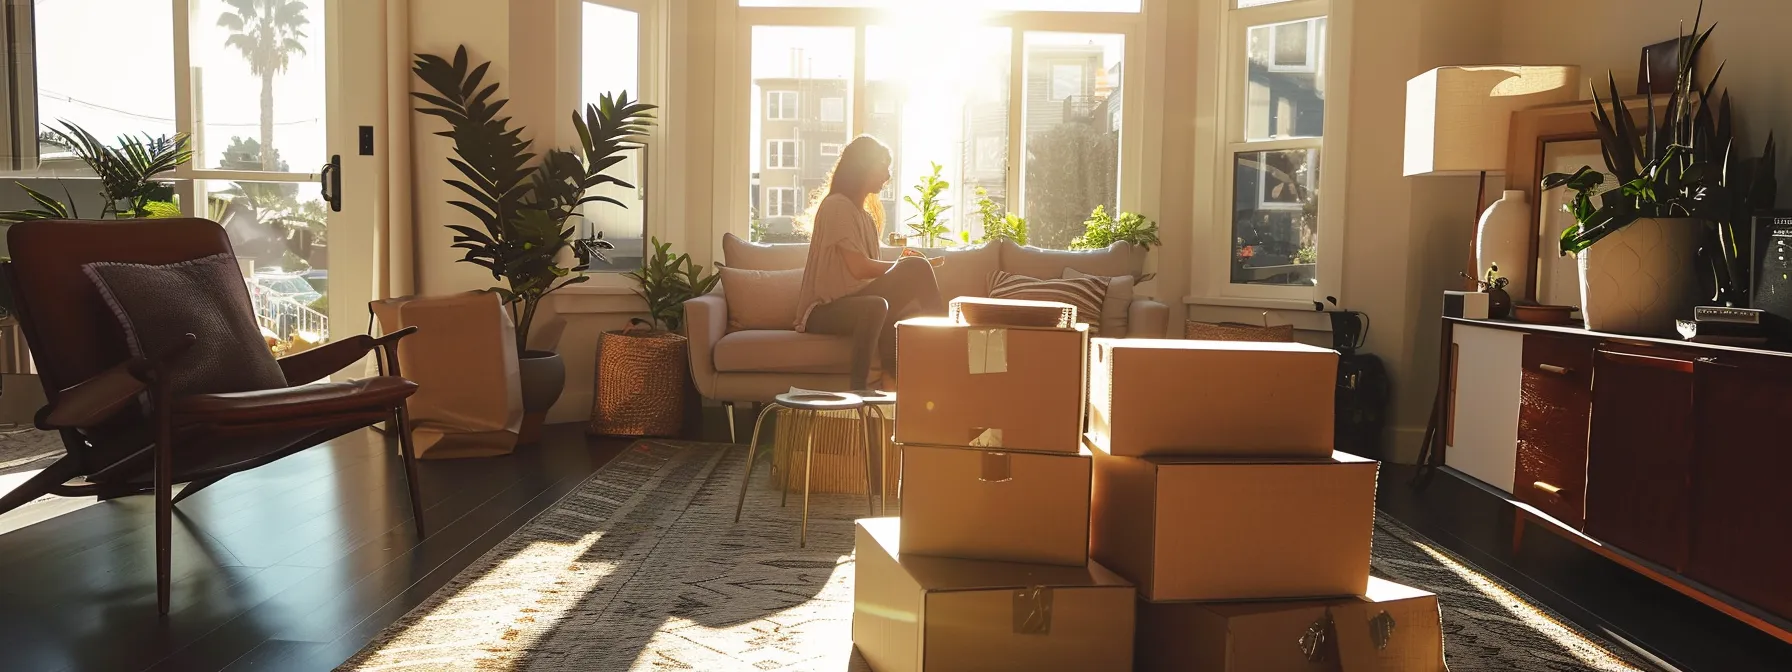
[{"xmin": 798, "ymin": 134, "xmax": 891, "ymax": 236}]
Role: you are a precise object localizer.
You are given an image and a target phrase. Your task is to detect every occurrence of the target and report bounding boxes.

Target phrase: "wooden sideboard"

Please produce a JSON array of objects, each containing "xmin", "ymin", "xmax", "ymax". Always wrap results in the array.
[{"xmin": 1436, "ymin": 317, "xmax": 1792, "ymax": 644}]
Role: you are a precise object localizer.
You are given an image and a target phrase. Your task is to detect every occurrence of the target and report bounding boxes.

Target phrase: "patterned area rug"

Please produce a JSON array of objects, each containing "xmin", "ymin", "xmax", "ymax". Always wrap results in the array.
[
  {"xmin": 340, "ymin": 441, "xmax": 1658, "ymax": 671},
  {"xmin": 0, "ymin": 427, "xmax": 63, "ymax": 477}
]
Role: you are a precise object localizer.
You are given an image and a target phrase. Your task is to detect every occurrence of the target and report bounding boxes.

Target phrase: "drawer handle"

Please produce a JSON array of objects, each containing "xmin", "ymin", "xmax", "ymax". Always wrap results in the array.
[
  {"xmin": 1537, "ymin": 364, "xmax": 1571, "ymax": 376},
  {"xmin": 1532, "ymin": 481, "xmax": 1564, "ymax": 496}
]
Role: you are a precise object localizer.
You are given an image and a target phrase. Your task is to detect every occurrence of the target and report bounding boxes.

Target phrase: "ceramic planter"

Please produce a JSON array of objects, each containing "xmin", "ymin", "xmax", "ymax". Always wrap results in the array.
[
  {"xmin": 1577, "ymin": 217, "xmax": 1701, "ymax": 336},
  {"xmin": 517, "ymin": 349, "xmax": 565, "ymax": 444}
]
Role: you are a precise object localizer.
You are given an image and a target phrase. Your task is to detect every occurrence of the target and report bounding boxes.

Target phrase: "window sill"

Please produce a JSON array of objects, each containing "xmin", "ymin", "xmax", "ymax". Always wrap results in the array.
[{"xmin": 1183, "ymin": 295, "xmax": 1333, "ymax": 332}]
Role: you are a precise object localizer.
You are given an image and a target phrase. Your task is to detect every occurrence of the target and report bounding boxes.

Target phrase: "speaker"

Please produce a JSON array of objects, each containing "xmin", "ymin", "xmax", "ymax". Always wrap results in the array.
[{"xmin": 1750, "ymin": 213, "xmax": 1792, "ymax": 342}]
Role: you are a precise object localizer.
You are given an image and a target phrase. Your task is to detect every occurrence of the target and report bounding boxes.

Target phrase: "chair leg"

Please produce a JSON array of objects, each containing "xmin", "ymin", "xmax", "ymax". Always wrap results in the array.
[
  {"xmin": 724, "ymin": 402, "xmax": 738, "ymax": 444},
  {"xmin": 172, "ymin": 475, "xmax": 225, "ymax": 506},
  {"xmin": 154, "ymin": 413, "xmax": 175, "ymax": 615},
  {"xmin": 734, "ymin": 404, "xmax": 781, "ymax": 524},
  {"xmin": 0, "ymin": 456, "xmax": 81, "ymax": 517},
  {"xmin": 394, "ymin": 406, "xmax": 428, "ymax": 538},
  {"xmin": 856, "ymin": 406, "xmax": 875, "ymax": 517},
  {"xmin": 800, "ymin": 410, "xmax": 817, "ymax": 548}
]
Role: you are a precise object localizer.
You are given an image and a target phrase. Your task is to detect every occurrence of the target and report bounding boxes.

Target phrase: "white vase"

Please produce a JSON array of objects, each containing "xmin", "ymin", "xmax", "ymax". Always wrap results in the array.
[
  {"xmin": 1476, "ymin": 190, "xmax": 1531, "ymax": 293},
  {"xmin": 1577, "ymin": 217, "xmax": 1702, "ymax": 336}
]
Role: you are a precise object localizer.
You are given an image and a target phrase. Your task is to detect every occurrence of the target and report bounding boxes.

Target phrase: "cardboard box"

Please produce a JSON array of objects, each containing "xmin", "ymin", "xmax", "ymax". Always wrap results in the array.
[
  {"xmin": 853, "ymin": 518, "xmax": 1136, "ymax": 672},
  {"xmin": 900, "ymin": 443, "xmax": 1092, "ymax": 566},
  {"xmin": 894, "ymin": 317, "xmax": 1088, "ymax": 453},
  {"xmin": 1088, "ymin": 338, "xmax": 1338, "ymax": 458},
  {"xmin": 1089, "ymin": 440, "xmax": 1379, "ymax": 601},
  {"xmin": 1136, "ymin": 577, "xmax": 1448, "ymax": 672}
]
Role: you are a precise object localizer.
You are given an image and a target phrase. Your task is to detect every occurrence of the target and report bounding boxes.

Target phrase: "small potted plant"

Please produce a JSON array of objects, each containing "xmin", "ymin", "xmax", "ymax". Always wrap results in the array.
[
  {"xmin": 589, "ymin": 238, "xmax": 720, "ymax": 437},
  {"xmin": 904, "ymin": 162, "xmax": 952, "ymax": 248}
]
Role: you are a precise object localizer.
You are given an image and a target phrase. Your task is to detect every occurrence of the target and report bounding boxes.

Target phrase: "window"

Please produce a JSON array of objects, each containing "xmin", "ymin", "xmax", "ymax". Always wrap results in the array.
[
  {"xmin": 766, "ymin": 187, "xmax": 799, "ymax": 217},
  {"xmin": 821, "ymin": 97, "xmax": 846, "ymax": 123},
  {"xmin": 767, "ymin": 91, "xmax": 799, "ymax": 120},
  {"xmin": 580, "ymin": 0, "xmax": 647, "ymax": 272},
  {"xmin": 874, "ymin": 98, "xmax": 896, "ymax": 115},
  {"xmin": 32, "ymin": 0, "xmax": 176, "ymax": 158},
  {"xmin": 1022, "ymin": 32, "xmax": 1123, "ymax": 249},
  {"xmin": 767, "ymin": 140, "xmax": 800, "ymax": 169},
  {"xmin": 974, "ymin": 136, "xmax": 1004, "ymax": 174},
  {"xmin": 820, "ymin": 142, "xmax": 844, "ymax": 157},
  {"xmin": 1222, "ymin": 3, "xmax": 1332, "ymax": 293}
]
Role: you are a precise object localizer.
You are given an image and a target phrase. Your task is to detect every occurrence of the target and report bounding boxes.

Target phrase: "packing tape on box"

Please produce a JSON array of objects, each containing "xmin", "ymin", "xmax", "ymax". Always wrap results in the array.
[
  {"xmin": 1299, "ymin": 604, "xmax": 1395, "ymax": 670},
  {"xmin": 967, "ymin": 328, "xmax": 1008, "ymax": 374},
  {"xmin": 969, "ymin": 427, "xmax": 1004, "ymax": 448},
  {"xmin": 979, "ymin": 452, "xmax": 1012, "ymax": 482},
  {"xmin": 1011, "ymin": 586, "xmax": 1053, "ymax": 635}
]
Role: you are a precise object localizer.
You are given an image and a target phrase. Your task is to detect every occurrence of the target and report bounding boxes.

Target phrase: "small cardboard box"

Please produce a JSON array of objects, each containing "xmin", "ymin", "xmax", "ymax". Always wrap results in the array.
[
  {"xmin": 900, "ymin": 443, "xmax": 1092, "ymax": 566},
  {"xmin": 949, "ymin": 296, "xmax": 1078, "ymax": 329},
  {"xmin": 853, "ymin": 518, "xmax": 1136, "ymax": 672},
  {"xmin": 1136, "ymin": 577, "xmax": 1449, "ymax": 672},
  {"xmin": 894, "ymin": 317, "xmax": 1088, "ymax": 454},
  {"xmin": 1088, "ymin": 338, "xmax": 1338, "ymax": 458},
  {"xmin": 1089, "ymin": 439, "xmax": 1379, "ymax": 601}
]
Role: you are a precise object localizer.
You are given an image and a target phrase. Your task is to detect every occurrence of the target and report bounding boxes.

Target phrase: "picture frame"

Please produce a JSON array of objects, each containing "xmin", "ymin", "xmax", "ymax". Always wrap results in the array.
[{"xmin": 1638, "ymin": 36, "xmax": 1692, "ymax": 95}]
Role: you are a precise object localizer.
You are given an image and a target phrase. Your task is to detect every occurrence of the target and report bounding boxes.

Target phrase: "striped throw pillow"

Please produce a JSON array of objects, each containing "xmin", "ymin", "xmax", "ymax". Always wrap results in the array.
[{"xmin": 986, "ymin": 270, "xmax": 1109, "ymax": 335}]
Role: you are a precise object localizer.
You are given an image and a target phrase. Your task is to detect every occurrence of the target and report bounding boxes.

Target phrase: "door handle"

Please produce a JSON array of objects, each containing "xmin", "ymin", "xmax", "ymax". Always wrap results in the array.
[
  {"xmin": 1532, "ymin": 481, "xmax": 1564, "ymax": 496},
  {"xmin": 320, "ymin": 154, "xmax": 342, "ymax": 212}
]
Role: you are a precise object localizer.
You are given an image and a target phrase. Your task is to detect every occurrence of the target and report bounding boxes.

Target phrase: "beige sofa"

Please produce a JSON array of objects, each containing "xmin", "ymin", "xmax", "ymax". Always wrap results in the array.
[{"xmin": 686, "ymin": 234, "xmax": 1168, "ymax": 427}]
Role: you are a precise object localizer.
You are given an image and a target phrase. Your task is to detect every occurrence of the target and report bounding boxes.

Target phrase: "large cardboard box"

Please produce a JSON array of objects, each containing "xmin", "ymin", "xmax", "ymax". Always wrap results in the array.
[
  {"xmin": 1136, "ymin": 577, "xmax": 1449, "ymax": 672},
  {"xmin": 1088, "ymin": 338, "xmax": 1338, "ymax": 458},
  {"xmin": 900, "ymin": 443, "xmax": 1092, "ymax": 566},
  {"xmin": 894, "ymin": 317, "xmax": 1088, "ymax": 453},
  {"xmin": 1090, "ymin": 439, "xmax": 1379, "ymax": 601},
  {"xmin": 853, "ymin": 518, "xmax": 1136, "ymax": 672}
]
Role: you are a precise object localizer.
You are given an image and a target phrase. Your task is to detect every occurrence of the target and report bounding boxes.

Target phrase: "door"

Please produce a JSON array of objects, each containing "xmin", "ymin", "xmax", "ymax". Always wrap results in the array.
[
  {"xmin": 1585, "ymin": 346, "xmax": 1696, "ymax": 571},
  {"xmin": 1687, "ymin": 352, "xmax": 1792, "ymax": 620}
]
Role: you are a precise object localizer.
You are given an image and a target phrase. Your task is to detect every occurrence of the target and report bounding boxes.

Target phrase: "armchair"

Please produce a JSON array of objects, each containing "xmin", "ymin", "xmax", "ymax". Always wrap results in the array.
[{"xmin": 0, "ymin": 218, "xmax": 427, "ymax": 614}]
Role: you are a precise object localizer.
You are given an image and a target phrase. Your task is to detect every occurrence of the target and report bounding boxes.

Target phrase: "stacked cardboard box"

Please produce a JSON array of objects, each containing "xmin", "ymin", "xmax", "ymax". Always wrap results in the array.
[
  {"xmin": 1086, "ymin": 338, "xmax": 1449, "ymax": 671},
  {"xmin": 852, "ymin": 300, "xmax": 1137, "ymax": 671}
]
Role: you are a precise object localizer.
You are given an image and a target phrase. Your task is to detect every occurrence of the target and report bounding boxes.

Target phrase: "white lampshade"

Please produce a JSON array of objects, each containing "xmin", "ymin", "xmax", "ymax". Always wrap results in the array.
[{"xmin": 1404, "ymin": 66, "xmax": 1581, "ymax": 177}]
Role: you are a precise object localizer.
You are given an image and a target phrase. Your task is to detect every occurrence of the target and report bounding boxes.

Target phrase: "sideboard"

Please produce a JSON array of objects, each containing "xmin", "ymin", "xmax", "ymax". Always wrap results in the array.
[{"xmin": 1434, "ymin": 317, "xmax": 1792, "ymax": 645}]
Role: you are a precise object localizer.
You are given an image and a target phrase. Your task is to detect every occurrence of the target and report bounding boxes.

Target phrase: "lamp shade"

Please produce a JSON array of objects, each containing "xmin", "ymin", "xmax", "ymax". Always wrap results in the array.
[{"xmin": 1404, "ymin": 65, "xmax": 1580, "ymax": 177}]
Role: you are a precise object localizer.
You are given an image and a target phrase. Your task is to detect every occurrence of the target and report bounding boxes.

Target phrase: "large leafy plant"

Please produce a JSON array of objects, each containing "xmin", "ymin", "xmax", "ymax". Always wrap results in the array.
[
  {"xmin": 1071, "ymin": 205, "xmax": 1159, "ymax": 250},
  {"xmin": 1542, "ymin": 1, "xmax": 1776, "ymax": 306},
  {"xmin": 904, "ymin": 162, "xmax": 952, "ymax": 247},
  {"xmin": 626, "ymin": 237, "xmax": 719, "ymax": 333},
  {"xmin": 0, "ymin": 121, "xmax": 193, "ymax": 222},
  {"xmin": 412, "ymin": 46, "xmax": 656, "ymax": 354}
]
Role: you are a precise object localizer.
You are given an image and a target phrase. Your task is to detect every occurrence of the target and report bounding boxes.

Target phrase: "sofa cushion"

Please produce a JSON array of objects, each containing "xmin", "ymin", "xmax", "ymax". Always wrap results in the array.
[
  {"xmin": 1064, "ymin": 268, "xmax": 1134, "ymax": 338},
  {"xmin": 717, "ymin": 266, "xmax": 802, "ymax": 330},
  {"xmin": 723, "ymin": 233, "xmax": 809, "ymax": 271},
  {"xmin": 1000, "ymin": 239, "xmax": 1143, "ymax": 281},
  {"xmin": 914, "ymin": 242, "xmax": 1001, "ymax": 303},
  {"xmin": 987, "ymin": 270, "xmax": 1109, "ymax": 335},
  {"xmin": 714, "ymin": 330, "xmax": 855, "ymax": 374}
]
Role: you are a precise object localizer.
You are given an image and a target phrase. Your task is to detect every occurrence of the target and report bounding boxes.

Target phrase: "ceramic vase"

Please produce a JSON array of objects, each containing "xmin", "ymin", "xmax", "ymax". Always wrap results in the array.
[
  {"xmin": 1577, "ymin": 217, "xmax": 1701, "ymax": 336},
  {"xmin": 1476, "ymin": 190, "xmax": 1531, "ymax": 292}
]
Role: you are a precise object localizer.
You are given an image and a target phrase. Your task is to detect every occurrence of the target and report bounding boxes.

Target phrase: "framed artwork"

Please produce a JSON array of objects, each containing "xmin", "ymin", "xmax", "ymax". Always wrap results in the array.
[
  {"xmin": 1638, "ymin": 36, "xmax": 1692, "ymax": 94},
  {"xmin": 1535, "ymin": 137, "xmax": 1607, "ymax": 307}
]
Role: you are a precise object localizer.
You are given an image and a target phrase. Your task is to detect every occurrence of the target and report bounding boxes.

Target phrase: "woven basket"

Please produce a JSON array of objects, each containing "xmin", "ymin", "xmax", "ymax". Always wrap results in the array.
[
  {"xmin": 771, "ymin": 411, "xmax": 899, "ymax": 496},
  {"xmin": 1184, "ymin": 320, "xmax": 1296, "ymax": 342},
  {"xmin": 588, "ymin": 328, "xmax": 688, "ymax": 437}
]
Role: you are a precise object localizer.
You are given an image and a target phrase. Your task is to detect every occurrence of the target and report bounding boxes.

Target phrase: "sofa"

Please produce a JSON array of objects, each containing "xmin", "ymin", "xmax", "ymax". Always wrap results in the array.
[{"xmin": 686, "ymin": 234, "xmax": 1169, "ymax": 424}]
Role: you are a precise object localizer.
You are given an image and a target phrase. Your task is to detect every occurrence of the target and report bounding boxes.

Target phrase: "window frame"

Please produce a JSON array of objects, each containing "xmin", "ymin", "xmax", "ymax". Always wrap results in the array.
[
  {"xmin": 721, "ymin": 6, "xmax": 1150, "ymax": 250},
  {"xmin": 819, "ymin": 142, "xmax": 844, "ymax": 156},
  {"xmin": 819, "ymin": 96, "xmax": 846, "ymax": 122},
  {"xmin": 766, "ymin": 186, "xmax": 799, "ymax": 217},
  {"xmin": 766, "ymin": 139, "xmax": 801, "ymax": 169},
  {"xmin": 766, "ymin": 90, "xmax": 800, "ymax": 120},
  {"xmin": 1193, "ymin": 0, "xmax": 1349, "ymax": 305}
]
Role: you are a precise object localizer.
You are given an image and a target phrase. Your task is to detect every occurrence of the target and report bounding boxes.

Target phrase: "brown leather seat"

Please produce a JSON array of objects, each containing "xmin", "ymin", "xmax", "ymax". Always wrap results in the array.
[{"xmin": 0, "ymin": 218, "xmax": 430, "ymax": 615}]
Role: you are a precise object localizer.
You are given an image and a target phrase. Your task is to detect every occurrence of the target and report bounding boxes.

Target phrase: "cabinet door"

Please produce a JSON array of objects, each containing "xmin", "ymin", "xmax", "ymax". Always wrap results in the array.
[
  {"xmin": 1516, "ymin": 334, "xmax": 1593, "ymax": 528},
  {"xmin": 1446, "ymin": 325, "xmax": 1525, "ymax": 492},
  {"xmin": 1586, "ymin": 348, "xmax": 1695, "ymax": 571},
  {"xmin": 1688, "ymin": 354, "xmax": 1792, "ymax": 620}
]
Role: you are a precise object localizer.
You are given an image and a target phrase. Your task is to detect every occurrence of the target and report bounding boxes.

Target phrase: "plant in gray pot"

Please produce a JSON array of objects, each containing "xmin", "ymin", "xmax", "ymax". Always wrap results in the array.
[
  {"xmin": 412, "ymin": 46, "xmax": 656, "ymax": 441},
  {"xmin": 1543, "ymin": 3, "xmax": 1775, "ymax": 335},
  {"xmin": 589, "ymin": 238, "xmax": 719, "ymax": 437}
]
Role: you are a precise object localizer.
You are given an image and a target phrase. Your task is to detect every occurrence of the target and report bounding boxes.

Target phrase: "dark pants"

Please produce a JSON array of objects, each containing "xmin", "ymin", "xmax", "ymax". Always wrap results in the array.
[{"xmin": 807, "ymin": 256, "xmax": 948, "ymax": 390}]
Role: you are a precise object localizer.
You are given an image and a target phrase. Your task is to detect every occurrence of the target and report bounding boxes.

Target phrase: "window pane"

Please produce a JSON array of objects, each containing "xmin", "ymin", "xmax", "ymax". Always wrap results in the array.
[
  {"xmin": 35, "ymin": 0, "xmax": 175, "ymax": 155},
  {"xmin": 1244, "ymin": 17, "xmax": 1326, "ymax": 141},
  {"xmin": 1021, "ymin": 32, "xmax": 1122, "ymax": 250},
  {"xmin": 582, "ymin": 2, "xmax": 645, "ymax": 272},
  {"xmin": 192, "ymin": 0, "xmax": 327, "ymax": 172},
  {"xmin": 750, "ymin": 26, "xmax": 854, "ymax": 243},
  {"xmin": 868, "ymin": 24, "xmax": 1011, "ymax": 247},
  {"xmin": 204, "ymin": 179, "xmax": 331, "ymax": 342},
  {"xmin": 743, "ymin": 0, "xmax": 1140, "ymax": 11},
  {"xmin": 1230, "ymin": 148, "xmax": 1318, "ymax": 286}
]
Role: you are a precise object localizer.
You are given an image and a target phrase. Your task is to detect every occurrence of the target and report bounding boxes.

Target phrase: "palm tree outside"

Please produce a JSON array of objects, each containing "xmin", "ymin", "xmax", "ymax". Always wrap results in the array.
[{"xmin": 216, "ymin": 0, "xmax": 311, "ymax": 171}]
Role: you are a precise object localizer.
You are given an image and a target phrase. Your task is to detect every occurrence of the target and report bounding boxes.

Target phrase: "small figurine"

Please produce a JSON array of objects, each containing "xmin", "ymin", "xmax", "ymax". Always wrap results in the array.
[{"xmin": 1462, "ymin": 264, "xmax": 1513, "ymax": 319}]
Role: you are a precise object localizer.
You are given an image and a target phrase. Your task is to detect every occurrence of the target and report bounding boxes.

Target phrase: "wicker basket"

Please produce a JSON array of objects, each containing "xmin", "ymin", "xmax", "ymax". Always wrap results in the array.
[
  {"xmin": 1184, "ymin": 320, "xmax": 1296, "ymax": 342},
  {"xmin": 771, "ymin": 411, "xmax": 899, "ymax": 497},
  {"xmin": 588, "ymin": 328, "xmax": 688, "ymax": 437}
]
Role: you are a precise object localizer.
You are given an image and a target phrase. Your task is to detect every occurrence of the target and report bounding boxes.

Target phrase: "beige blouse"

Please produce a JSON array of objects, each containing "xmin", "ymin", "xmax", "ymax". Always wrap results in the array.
[{"xmin": 795, "ymin": 194, "xmax": 880, "ymax": 332}]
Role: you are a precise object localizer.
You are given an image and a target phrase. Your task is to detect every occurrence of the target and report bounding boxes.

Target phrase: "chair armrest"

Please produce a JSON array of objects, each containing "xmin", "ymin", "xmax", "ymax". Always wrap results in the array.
[
  {"xmin": 1128, "ymin": 299, "xmax": 1170, "ymax": 339},
  {"xmin": 278, "ymin": 335, "xmax": 376, "ymax": 385},
  {"xmin": 683, "ymin": 294, "xmax": 728, "ymax": 398},
  {"xmin": 38, "ymin": 333, "xmax": 196, "ymax": 430}
]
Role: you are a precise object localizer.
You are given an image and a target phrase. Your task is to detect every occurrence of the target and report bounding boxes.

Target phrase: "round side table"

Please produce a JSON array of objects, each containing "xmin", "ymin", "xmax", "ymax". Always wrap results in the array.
[{"xmin": 733, "ymin": 391, "xmax": 871, "ymax": 547}]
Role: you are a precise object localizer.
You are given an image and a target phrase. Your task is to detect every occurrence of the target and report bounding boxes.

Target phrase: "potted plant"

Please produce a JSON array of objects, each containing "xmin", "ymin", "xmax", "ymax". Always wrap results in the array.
[
  {"xmin": 967, "ymin": 186, "xmax": 1028, "ymax": 245},
  {"xmin": 904, "ymin": 162, "xmax": 952, "ymax": 247},
  {"xmin": 412, "ymin": 46, "xmax": 656, "ymax": 435},
  {"xmin": 1543, "ymin": 2, "xmax": 1776, "ymax": 334},
  {"xmin": 1070, "ymin": 205, "xmax": 1160, "ymax": 250},
  {"xmin": 589, "ymin": 238, "xmax": 720, "ymax": 437}
]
